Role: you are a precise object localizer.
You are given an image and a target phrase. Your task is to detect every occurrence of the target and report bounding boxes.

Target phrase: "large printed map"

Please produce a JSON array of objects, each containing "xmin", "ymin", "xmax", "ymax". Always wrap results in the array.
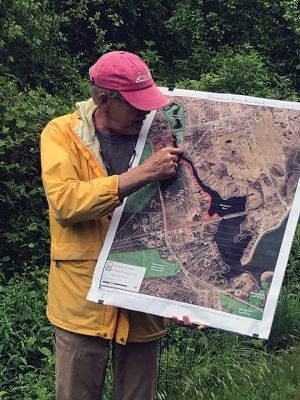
[{"xmin": 88, "ymin": 90, "xmax": 300, "ymax": 338}]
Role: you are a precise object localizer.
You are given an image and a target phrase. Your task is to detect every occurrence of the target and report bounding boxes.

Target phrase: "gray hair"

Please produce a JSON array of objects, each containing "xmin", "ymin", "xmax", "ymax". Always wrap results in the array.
[{"xmin": 89, "ymin": 84, "xmax": 122, "ymax": 105}]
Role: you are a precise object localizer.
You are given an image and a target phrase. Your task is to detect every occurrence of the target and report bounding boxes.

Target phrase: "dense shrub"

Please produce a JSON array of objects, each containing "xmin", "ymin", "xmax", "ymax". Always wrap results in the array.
[
  {"xmin": 177, "ymin": 47, "xmax": 298, "ymax": 100},
  {"xmin": 1, "ymin": 1, "xmax": 299, "ymax": 96},
  {"xmin": 0, "ymin": 267, "xmax": 55, "ymax": 400},
  {"xmin": 165, "ymin": 0, "xmax": 300, "ymax": 92},
  {"xmin": 0, "ymin": 0, "xmax": 83, "ymax": 94},
  {"xmin": 0, "ymin": 79, "xmax": 76, "ymax": 280}
]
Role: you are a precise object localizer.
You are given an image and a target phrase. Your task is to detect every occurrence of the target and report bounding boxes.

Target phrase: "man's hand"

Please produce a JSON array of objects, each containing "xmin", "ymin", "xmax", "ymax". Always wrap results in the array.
[
  {"xmin": 139, "ymin": 146, "xmax": 184, "ymax": 181},
  {"xmin": 171, "ymin": 315, "xmax": 207, "ymax": 332},
  {"xmin": 118, "ymin": 146, "xmax": 183, "ymax": 200}
]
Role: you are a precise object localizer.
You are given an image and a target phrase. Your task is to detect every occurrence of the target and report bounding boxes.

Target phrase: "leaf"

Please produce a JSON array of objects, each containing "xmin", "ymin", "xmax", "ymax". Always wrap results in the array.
[
  {"xmin": 46, "ymin": 107, "xmax": 56, "ymax": 115},
  {"xmin": 16, "ymin": 119, "xmax": 26, "ymax": 128},
  {"xmin": 39, "ymin": 346, "xmax": 52, "ymax": 357},
  {"xmin": 3, "ymin": 112, "xmax": 14, "ymax": 121},
  {"xmin": 27, "ymin": 336, "xmax": 36, "ymax": 347},
  {"xmin": 28, "ymin": 224, "xmax": 38, "ymax": 231},
  {"xmin": 251, "ymin": 339, "xmax": 265, "ymax": 348},
  {"xmin": 19, "ymin": 356, "xmax": 27, "ymax": 366}
]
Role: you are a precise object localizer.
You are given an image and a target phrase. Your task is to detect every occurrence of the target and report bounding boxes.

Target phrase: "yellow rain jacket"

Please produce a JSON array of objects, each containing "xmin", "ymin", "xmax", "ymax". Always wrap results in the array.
[{"xmin": 41, "ymin": 98, "xmax": 168, "ymax": 344}]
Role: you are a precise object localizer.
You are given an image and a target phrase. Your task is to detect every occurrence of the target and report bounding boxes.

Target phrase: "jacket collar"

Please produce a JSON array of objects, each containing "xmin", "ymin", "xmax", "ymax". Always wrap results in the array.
[{"xmin": 70, "ymin": 98, "xmax": 105, "ymax": 168}]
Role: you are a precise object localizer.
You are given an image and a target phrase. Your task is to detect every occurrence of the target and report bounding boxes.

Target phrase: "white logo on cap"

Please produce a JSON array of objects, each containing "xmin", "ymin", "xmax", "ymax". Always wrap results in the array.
[{"xmin": 136, "ymin": 72, "xmax": 151, "ymax": 83}]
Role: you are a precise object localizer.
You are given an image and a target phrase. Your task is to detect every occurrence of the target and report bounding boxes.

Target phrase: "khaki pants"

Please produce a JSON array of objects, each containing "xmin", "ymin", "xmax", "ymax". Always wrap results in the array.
[{"xmin": 54, "ymin": 327, "xmax": 160, "ymax": 400}]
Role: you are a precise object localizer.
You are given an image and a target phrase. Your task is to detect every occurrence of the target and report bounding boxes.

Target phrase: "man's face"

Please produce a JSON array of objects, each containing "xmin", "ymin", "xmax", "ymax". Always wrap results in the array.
[{"xmin": 105, "ymin": 95, "xmax": 150, "ymax": 135}]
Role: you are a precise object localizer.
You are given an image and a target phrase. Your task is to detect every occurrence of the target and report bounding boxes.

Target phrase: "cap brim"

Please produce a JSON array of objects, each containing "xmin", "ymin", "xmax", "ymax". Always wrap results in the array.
[{"xmin": 120, "ymin": 85, "xmax": 170, "ymax": 111}]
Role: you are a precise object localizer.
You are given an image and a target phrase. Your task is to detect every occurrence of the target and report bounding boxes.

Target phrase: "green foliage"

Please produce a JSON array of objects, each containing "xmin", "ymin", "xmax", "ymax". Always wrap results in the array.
[
  {"xmin": 285, "ymin": 224, "xmax": 300, "ymax": 288},
  {"xmin": 0, "ymin": 0, "xmax": 80, "ymax": 94},
  {"xmin": 267, "ymin": 288, "xmax": 300, "ymax": 350},
  {"xmin": 0, "ymin": 79, "xmax": 73, "ymax": 279},
  {"xmin": 0, "ymin": 0, "xmax": 58, "ymax": 79},
  {"xmin": 139, "ymin": 41, "xmax": 164, "ymax": 77},
  {"xmin": 158, "ymin": 341, "xmax": 300, "ymax": 399},
  {"xmin": 0, "ymin": 267, "xmax": 55, "ymax": 400},
  {"xmin": 165, "ymin": 0, "xmax": 300, "ymax": 92},
  {"xmin": 1, "ymin": 0, "xmax": 299, "ymax": 97},
  {"xmin": 177, "ymin": 47, "xmax": 298, "ymax": 100}
]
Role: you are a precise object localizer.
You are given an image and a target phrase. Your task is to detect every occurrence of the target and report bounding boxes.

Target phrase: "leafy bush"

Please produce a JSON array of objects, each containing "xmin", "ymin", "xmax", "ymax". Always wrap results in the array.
[
  {"xmin": 0, "ymin": 78, "xmax": 74, "ymax": 280},
  {"xmin": 0, "ymin": 267, "xmax": 55, "ymax": 400},
  {"xmin": 165, "ymin": 0, "xmax": 300, "ymax": 92},
  {"xmin": 177, "ymin": 47, "xmax": 298, "ymax": 100},
  {"xmin": 0, "ymin": 0, "xmax": 85, "ymax": 96}
]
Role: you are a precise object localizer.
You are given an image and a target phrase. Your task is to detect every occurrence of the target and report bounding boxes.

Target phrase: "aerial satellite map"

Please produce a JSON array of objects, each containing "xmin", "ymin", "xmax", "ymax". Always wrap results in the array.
[{"xmin": 88, "ymin": 90, "xmax": 300, "ymax": 338}]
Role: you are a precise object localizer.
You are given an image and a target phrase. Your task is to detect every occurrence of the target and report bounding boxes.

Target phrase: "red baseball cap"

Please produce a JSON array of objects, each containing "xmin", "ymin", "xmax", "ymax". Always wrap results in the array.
[{"xmin": 89, "ymin": 51, "xmax": 170, "ymax": 111}]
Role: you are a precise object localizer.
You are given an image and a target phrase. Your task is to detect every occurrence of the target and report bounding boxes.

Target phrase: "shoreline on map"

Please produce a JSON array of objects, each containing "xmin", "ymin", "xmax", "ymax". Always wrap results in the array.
[{"xmin": 240, "ymin": 209, "xmax": 290, "ymax": 266}]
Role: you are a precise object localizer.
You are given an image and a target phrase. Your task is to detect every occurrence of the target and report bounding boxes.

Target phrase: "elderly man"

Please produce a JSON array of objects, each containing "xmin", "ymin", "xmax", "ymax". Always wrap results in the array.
[{"xmin": 41, "ymin": 51, "xmax": 184, "ymax": 400}]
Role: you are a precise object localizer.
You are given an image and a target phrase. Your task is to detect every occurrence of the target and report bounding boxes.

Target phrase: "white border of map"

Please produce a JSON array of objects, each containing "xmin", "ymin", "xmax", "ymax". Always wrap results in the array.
[{"xmin": 87, "ymin": 89, "xmax": 300, "ymax": 339}]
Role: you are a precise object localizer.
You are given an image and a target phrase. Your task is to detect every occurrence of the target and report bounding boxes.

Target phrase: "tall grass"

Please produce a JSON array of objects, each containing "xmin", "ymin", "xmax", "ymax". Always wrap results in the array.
[
  {"xmin": 157, "ymin": 324, "xmax": 300, "ymax": 399},
  {"xmin": 158, "ymin": 347, "xmax": 300, "ymax": 399}
]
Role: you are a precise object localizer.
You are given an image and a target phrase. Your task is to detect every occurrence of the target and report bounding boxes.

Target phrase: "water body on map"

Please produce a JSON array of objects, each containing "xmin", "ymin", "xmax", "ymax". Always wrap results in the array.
[
  {"xmin": 243, "ymin": 217, "xmax": 288, "ymax": 281},
  {"xmin": 214, "ymin": 216, "xmax": 287, "ymax": 282},
  {"xmin": 182, "ymin": 155, "xmax": 247, "ymax": 217},
  {"xmin": 192, "ymin": 162, "xmax": 288, "ymax": 283}
]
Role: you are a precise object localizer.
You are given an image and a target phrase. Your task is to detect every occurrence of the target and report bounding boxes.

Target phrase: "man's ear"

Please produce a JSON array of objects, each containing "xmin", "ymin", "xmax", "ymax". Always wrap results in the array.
[{"xmin": 96, "ymin": 92, "xmax": 110, "ymax": 108}]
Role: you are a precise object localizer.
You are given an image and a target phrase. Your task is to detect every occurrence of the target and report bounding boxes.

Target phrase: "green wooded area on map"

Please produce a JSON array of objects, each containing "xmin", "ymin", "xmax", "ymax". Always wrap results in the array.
[
  {"xmin": 221, "ymin": 293, "xmax": 263, "ymax": 320},
  {"xmin": 124, "ymin": 143, "xmax": 158, "ymax": 212},
  {"xmin": 109, "ymin": 249, "xmax": 180, "ymax": 278}
]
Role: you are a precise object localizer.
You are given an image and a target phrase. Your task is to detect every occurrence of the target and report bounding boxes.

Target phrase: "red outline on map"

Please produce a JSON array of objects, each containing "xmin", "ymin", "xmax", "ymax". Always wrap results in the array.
[{"xmin": 153, "ymin": 133, "xmax": 220, "ymax": 231}]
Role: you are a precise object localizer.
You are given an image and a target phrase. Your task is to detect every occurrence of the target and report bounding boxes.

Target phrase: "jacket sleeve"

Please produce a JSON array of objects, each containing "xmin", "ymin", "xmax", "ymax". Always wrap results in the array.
[{"xmin": 40, "ymin": 119, "xmax": 122, "ymax": 227}]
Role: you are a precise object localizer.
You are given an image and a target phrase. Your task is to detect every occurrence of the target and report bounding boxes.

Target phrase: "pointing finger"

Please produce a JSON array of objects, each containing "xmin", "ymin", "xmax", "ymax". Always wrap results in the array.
[
  {"xmin": 169, "ymin": 147, "xmax": 184, "ymax": 155},
  {"xmin": 162, "ymin": 146, "xmax": 184, "ymax": 155}
]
